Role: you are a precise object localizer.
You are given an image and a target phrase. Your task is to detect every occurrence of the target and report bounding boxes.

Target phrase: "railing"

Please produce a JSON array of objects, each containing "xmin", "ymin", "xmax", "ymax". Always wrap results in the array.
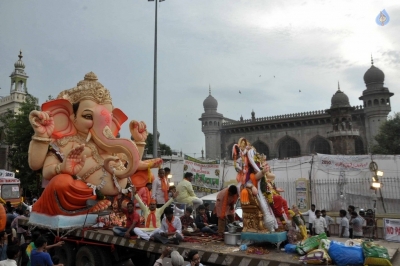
[{"xmin": 222, "ymin": 105, "xmax": 364, "ymax": 126}]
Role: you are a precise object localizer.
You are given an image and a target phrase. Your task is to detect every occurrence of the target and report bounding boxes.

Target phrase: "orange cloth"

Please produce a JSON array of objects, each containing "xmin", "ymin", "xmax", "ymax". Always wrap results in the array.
[
  {"xmin": 138, "ymin": 187, "xmax": 151, "ymax": 206},
  {"xmin": 146, "ymin": 210, "xmax": 157, "ymax": 228},
  {"xmin": 215, "ymin": 187, "xmax": 238, "ymax": 219},
  {"xmin": 161, "ymin": 177, "xmax": 169, "ymax": 202},
  {"xmin": 166, "ymin": 217, "xmax": 177, "ymax": 233},
  {"xmin": 32, "ymin": 174, "xmax": 97, "ymax": 216},
  {"xmin": 130, "ymin": 169, "xmax": 155, "ymax": 188}
]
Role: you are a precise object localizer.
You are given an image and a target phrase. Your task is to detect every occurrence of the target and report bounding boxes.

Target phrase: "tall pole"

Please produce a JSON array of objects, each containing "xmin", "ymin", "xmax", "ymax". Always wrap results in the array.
[{"xmin": 152, "ymin": 0, "xmax": 158, "ymax": 158}]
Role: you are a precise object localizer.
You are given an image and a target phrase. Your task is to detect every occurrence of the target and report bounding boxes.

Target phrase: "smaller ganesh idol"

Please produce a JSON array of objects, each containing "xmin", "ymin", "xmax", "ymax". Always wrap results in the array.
[{"xmin": 289, "ymin": 205, "xmax": 308, "ymax": 240}]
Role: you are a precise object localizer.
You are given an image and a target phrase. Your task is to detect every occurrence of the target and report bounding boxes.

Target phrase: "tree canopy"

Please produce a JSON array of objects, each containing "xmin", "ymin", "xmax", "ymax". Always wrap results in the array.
[
  {"xmin": 145, "ymin": 133, "xmax": 172, "ymax": 156},
  {"xmin": 0, "ymin": 94, "xmax": 41, "ymax": 195},
  {"xmin": 371, "ymin": 112, "xmax": 400, "ymax": 154}
]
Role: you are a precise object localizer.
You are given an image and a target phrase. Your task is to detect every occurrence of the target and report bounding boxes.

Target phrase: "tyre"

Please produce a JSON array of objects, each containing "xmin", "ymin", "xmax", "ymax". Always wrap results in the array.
[
  {"xmin": 75, "ymin": 246, "xmax": 103, "ymax": 266},
  {"xmin": 55, "ymin": 242, "xmax": 77, "ymax": 266}
]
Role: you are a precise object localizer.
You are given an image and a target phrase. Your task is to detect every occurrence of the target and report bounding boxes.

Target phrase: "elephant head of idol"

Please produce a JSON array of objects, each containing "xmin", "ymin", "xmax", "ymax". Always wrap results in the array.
[{"xmin": 41, "ymin": 72, "xmax": 140, "ymax": 179}]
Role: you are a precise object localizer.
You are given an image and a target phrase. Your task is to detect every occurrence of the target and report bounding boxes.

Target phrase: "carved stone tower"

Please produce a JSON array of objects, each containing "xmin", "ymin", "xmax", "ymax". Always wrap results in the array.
[
  {"xmin": 10, "ymin": 51, "xmax": 28, "ymax": 93},
  {"xmin": 199, "ymin": 86, "xmax": 223, "ymax": 159},
  {"xmin": 326, "ymin": 83, "xmax": 358, "ymax": 154},
  {"xmin": 359, "ymin": 57, "xmax": 394, "ymax": 149}
]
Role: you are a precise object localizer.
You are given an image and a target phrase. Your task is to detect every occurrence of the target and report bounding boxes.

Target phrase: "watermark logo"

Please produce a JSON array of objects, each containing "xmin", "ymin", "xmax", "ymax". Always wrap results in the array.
[{"xmin": 376, "ymin": 9, "xmax": 390, "ymax": 26}]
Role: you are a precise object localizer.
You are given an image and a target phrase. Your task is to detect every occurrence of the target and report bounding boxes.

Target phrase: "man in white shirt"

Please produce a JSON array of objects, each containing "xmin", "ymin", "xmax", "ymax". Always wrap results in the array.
[
  {"xmin": 301, "ymin": 204, "xmax": 316, "ymax": 235},
  {"xmin": 312, "ymin": 210, "xmax": 327, "ymax": 236},
  {"xmin": 0, "ymin": 245, "xmax": 19, "ymax": 266},
  {"xmin": 339, "ymin": 209, "xmax": 350, "ymax": 238},
  {"xmin": 350, "ymin": 211, "xmax": 364, "ymax": 238},
  {"xmin": 151, "ymin": 207, "xmax": 184, "ymax": 245},
  {"xmin": 152, "ymin": 169, "xmax": 170, "ymax": 207},
  {"xmin": 321, "ymin": 209, "xmax": 334, "ymax": 237}
]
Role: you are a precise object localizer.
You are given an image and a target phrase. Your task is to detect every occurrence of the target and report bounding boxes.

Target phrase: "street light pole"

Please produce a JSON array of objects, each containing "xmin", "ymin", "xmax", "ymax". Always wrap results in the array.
[{"xmin": 152, "ymin": 0, "xmax": 158, "ymax": 158}]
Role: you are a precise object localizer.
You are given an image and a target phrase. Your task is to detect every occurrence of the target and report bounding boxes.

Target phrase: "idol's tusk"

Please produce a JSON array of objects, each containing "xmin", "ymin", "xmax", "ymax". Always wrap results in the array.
[{"xmin": 86, "ymin": 132, "xmax": 92, "ymax": 143}]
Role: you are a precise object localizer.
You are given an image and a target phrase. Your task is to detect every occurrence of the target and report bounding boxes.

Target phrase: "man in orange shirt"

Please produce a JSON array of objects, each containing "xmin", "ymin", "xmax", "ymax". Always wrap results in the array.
[{"xmin": 214, "ymin": 186, "xmax": 239, "ymax": 235}]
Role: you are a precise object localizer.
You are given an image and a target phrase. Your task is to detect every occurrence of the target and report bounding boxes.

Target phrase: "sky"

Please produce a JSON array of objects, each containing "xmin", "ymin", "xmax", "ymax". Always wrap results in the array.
[{"xmin": 1, "ymin": 0, "xmax": 399, "ymax": 157}]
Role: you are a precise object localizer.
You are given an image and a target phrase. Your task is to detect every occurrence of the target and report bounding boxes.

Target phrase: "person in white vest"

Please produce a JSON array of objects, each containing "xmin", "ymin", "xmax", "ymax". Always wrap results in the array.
[{"xmin": 301, "ymin": 204, "xmax": 316, "ymax": 235}]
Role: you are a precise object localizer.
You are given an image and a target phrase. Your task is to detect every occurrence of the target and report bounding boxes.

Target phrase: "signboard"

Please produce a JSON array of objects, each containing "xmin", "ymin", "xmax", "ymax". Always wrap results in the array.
[
  {"xmin": 183, "ymin": 155, "xmax": 220, "ymax": 197},
  {"xmin": 317, "ymin": 154, "xmax": 369, "ymax": 172},
  {"xmin": 0, "ymin": 170, "xmax": 15, "ymax": 178},
  {"xmin": 384, "ymin": 218, "xmax": 400, "ymax": 242},
  {"xmin": 295, "ymin": 178, "xmax": 309, "ymax": 212}
]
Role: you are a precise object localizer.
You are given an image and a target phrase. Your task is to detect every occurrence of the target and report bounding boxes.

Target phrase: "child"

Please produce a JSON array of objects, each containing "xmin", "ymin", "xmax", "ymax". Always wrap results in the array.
[
  {"xmin": 30, "ymin": 236, "xmax": 63, "ymax": 266},
  {"xmin": 312, "ymin": 210, "xmax": 327, "ymax": 236}
]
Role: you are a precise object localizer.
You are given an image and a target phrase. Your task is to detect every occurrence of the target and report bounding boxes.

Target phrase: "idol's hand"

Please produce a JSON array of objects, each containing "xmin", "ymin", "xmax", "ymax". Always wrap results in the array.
[
  {"xmin": 129, "ymin": 120, "xmax": 148, "ymax": 142},
  {"xmin": 61, "ymin": 144, "xmax": 86, "ymax": 175},
  {"xmin": 29, "ymin": 110, "xmax": 54, "ymax": 137}
]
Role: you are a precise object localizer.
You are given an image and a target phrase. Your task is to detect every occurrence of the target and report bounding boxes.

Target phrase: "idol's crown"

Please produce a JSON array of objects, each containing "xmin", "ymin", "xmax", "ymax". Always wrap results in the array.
[{"xmin": 57, "ymin": 72, "xmax": 112, "ymax": 105}]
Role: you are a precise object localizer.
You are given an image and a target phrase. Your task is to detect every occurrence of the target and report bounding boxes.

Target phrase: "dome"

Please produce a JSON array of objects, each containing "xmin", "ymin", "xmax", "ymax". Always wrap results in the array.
[
  {"xmin": 363, "ymin": 65, "xmax": 384, "ymax": 85},
  {"xmin": 14, "ymin": 51, "xmax": 25, "ymax": 69},
  {"xmin": 331, "ymin": 89, "xmax": 351, "ymax": 109},
  {"xmin": 203, "ymin": 95, "xmax": 218, "ymax": 109}
]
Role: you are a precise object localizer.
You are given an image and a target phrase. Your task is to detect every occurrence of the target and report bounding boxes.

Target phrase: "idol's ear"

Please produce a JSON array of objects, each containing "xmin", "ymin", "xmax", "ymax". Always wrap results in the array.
[
  {"xmin": 42, "ymin": 99, "xmax": 76, "ymax": 139},
  {"xmin": 111, "ymin": 108, "xmax": 128, "ymax": 137}
]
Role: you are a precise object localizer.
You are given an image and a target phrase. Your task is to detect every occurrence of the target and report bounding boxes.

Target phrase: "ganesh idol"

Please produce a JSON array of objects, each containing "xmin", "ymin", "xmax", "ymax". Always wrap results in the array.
[{"xmin": 28, "ymin": 72, "xmax": 162, "ymax": 216}]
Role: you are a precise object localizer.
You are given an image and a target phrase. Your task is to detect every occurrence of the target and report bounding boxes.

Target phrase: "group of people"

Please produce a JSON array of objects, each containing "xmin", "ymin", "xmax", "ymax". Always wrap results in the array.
[
  {"xmin": 0, "ymin": 199, "xmax": 64, "ymax": 266},
  {"xmin": 111, "ymin": 169, "xmax": 240, "ymax": 245},
  {"xmin": 300, "ymin": 204, "xmax": 370, "ymax": 239}
]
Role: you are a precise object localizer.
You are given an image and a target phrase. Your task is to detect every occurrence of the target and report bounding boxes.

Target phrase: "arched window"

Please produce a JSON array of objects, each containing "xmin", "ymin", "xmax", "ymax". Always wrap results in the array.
[
  {"xmin": 309, "ymin": 136, "xmax": 331, "ymax": 154},
  {"xmin": 387, "ymin": 99, "xmax": 390, "ymax": 106},
  {"xmin": 253, "ymin": 140, "xmax": 270, "ymax": 159},
  {"xmin": 355, "ymin": 137, "xmax": 365, "ymax": 155},
  {"xmin": 381, "ymin": 99, "xmax": 385, "ymax": 105},
  {"xmin": 373, "ymin": 99, "xmax": 379, "ymax": 105},
  {"xmin": 204, "ymin": 121, "xmax": 208, "ymax": 126},
  {"xmin": 214, "ymin": 121, "xmax": 217, "ymax": 126},
  {"xmin": 368, "ymin": 100, "xmax": 372, "ymax": 106},
  {"xmin": 278, "ymin": 136, "xmax": 301, "ymax": 159}
]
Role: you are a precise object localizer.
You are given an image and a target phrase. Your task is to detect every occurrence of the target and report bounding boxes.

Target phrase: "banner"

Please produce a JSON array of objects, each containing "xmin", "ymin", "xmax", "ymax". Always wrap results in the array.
[
  {"xmin": 317, "ymin": 154, "xmax": 370, "ymax": 172},
  {"xmin": 384, "ymin": 218, "xmax": 400, "ymax": 242},
  {"xmin": 0, "ymin": 170, "xmax": 15, "ymax": 178},
  {"xmin": 183, "ymin": 155, "xmax": 220, "ymax": 197}
]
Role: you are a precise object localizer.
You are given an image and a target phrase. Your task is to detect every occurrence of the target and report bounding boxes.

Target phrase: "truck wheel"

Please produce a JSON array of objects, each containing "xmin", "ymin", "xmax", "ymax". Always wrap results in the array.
[
  {"xmin": 75, "ymin": 246, "xmax": 103, "ymax": 266},
  {"xmin": 55, "ymin": 242, "xmax": 77, "ymax": 266}
]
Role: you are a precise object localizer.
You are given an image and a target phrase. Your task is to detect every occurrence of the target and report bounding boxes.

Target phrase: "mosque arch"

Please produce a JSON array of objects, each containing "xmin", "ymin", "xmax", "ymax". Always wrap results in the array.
[
  {"xmin": 373, "ymin": 99, "xmax": 379, "ymax": 105},
  {"xmin": 252, "ymin": 140, "xmax": 270, "ymax": 159},
  {"xmin": 277, "ymin": 136, "xmax": 301, "ymax": 159},
  {"xmin": 214, "ymin": 121, "xmax": 217, "ymax": 126},
  {"xmin": 308, "ymin": 135, "xmax": 331, "ymax": 154},
  {"xmin": 368, "ymin": 100, "xmax": 372, "ymax": 106},
  {"xmin": 355, "ymin": 137, "xmax": 365, "ymax": 155},
  {"xmin": 381, "ymin": 98, "xmax": 385, "ymax": 105}
]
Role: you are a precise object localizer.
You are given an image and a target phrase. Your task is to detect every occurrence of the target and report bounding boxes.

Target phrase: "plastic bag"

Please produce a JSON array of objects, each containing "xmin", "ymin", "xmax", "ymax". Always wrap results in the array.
[
  {"xmin": 345, "ymin": 239, "xmax": 363, "ymax": 247},
  {"xmin": 296, "ymin": 233, "xmax": 327, "ymax": 255},
  {"xmin": 362, "ymin": 241, "xmax": 392, "ymax": 266},
  {"xmin": 299, "ymin": 249, "xmax": 332, "ymax": 265},
  {"xmin": 328, "ymin": 241, "xmax": 364, "ymax": 266},
  {"xmin": 318, "ymin": 239, "xmax": 331, "ymax": 251},
  {"xmin": 284, "ymin": 243, "xmax": 297, "ymax": 254}
]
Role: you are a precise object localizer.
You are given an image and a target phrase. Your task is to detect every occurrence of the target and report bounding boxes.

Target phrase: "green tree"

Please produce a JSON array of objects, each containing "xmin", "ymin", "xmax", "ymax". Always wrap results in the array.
[
  {"xmin": 145, "ymin": 133, "xmax": 172, "ymax": 156},
  {"xmin": 0, "ymin": 94, "xmax": 41, "ymax": 194},
  {"xmin": 371, "ymin": 112, "xmax": 400, "ymax": 154}
]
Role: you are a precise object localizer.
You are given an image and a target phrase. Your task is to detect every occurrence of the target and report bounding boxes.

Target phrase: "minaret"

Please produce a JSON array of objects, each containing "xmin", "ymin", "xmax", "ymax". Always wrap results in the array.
[
  {"xmin": 326, "ymin": 82, "xmax": 357, "ymax": 154},
  {"xmin": 10, "ymin": 50, "xmax": 29, "ymax": 93},
  {"xmin": 359, "ymin": 56, "xmax": 394, "ymax": 148},
  {"xmin": 199, "ymin": 85, "xmax": 223, "ymax": 159}
]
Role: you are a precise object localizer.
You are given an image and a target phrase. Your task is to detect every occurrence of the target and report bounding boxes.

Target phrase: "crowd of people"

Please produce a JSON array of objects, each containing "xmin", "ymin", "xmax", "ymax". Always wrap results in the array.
[{"xmin": 0, "ymin": 199, "xmax": 64, "ymax": 266}]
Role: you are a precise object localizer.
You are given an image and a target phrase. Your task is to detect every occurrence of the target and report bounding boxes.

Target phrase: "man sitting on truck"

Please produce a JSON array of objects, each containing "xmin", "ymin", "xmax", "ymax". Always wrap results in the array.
[
  {"xmin": 132, "ymin": 187, "xmax": 178, "ymax": 241},
  {"xmin": 112, "ymin": 201, "xmax": 140, "ymax": 238},
  {"xmin": 151, "ymin": 207, "xmax": 183, "ymax": 245}
]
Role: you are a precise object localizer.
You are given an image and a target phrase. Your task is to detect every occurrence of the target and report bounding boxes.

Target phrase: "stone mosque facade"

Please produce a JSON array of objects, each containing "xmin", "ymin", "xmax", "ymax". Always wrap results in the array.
[{"xmin": 200, "ymin": 61, "xmax": 394, "ymax": 160}]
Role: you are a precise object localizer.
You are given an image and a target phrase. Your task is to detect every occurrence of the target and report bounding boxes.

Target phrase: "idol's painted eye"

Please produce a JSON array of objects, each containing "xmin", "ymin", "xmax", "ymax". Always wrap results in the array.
[{"xmin": 82, "ymin": 114, "xmax": 93, "ymax": 120}]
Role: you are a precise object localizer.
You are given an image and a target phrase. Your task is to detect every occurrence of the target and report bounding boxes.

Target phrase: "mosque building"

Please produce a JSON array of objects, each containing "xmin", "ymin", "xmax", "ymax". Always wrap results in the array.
[
  {"xmin": 0, "ymin": 51, "xmax": 38, "ymax": 169},
  {"xmin": 200, "ymin": 60, "xmax": 394, "ymax": 160}
]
